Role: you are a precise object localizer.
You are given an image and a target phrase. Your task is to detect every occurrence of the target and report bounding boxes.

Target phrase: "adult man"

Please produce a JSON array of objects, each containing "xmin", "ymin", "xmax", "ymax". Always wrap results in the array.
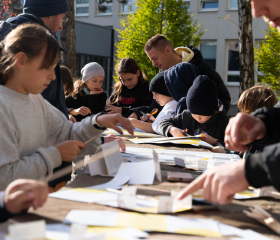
[
  {"xmin": 177, "ymin": 0, "xmax": 280, "ymax": 205},
  {"xmin": 6, "ymin": 0, "xmax": 70, "ymax": 117},
  {"xmin": 144, "ymin": 34, "xmax": 231, "ymax": 113},
  {"xmin": 0, "ymin": 179, "xmax": 48, "ymax": 222}
]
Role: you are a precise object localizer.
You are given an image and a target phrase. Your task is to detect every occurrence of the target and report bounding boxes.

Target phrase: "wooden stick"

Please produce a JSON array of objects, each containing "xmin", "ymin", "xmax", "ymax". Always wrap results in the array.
[{"xmin": 44, "ymin": 140, "xmax": 119, "ymax": 183}]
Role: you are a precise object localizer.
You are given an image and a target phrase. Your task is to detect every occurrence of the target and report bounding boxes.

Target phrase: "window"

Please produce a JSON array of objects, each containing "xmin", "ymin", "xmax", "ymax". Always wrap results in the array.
[
  {"xmin": 200, "ymin": 41, "xmax": 217, "ymax": 69},
  {"xmin": 183, "ymin": 0, "xmax": 190, "ymax": 11},
  {"xmin": 96, "ymin": 0, "xmax": 112, "ymax": 15},
  {"xmin": 227, "ymin": 40, "xmax": 240, "ymax": 82},
  {"xmin": 122, "ymin": 0, "xmax": 136, "ymax": 13},
  {"xmin": 75, "ymin": 0, "xmax": 89, "ymax": 16},
  {"xmin": 228, "ymin": 0, "xmax": 238, "ymax": 10},
  {"xmin": 200, "ymin": 0, "xmax": 219, "ymax": 11}
]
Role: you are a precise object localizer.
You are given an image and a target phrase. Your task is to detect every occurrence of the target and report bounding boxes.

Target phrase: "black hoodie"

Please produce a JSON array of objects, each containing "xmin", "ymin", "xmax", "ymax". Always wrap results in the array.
[{"xmin": 188, "ymin": 46, "xmax": 231, "ymax": 114}]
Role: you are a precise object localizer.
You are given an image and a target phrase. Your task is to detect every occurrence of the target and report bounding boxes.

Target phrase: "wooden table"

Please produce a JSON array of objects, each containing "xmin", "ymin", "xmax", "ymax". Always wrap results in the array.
[{"xmin": 1, "ymin": 140, "xmax": 280, "ymax": 240}]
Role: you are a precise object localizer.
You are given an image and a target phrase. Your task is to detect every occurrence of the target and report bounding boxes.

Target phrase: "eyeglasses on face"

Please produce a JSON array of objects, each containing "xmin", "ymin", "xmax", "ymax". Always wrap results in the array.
[{"xmin": 62, "ymin": 13, "xmax": 69, "ymax": 24}]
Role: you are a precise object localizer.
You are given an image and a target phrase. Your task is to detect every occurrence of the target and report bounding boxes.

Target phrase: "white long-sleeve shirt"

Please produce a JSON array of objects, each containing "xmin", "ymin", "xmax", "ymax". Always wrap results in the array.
[{"xmin": 152, "ymin": 100, "xmax": 177, "ymax": 135}]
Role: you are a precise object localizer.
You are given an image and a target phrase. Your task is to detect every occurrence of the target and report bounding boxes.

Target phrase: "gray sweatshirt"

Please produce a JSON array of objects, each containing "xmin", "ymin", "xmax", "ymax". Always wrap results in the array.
[{"xmin": 0, "ymin": 86, "xmax": 103, "ymax": 190}]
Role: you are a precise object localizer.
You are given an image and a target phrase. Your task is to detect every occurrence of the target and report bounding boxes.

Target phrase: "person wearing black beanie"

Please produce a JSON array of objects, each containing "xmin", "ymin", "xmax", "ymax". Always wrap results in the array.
[
  {"xmin": 158, "ymin": 75, "xmax": 229, "ymax": 153},
  {"xmin": 129, "ymin": 72, "xmax": 177, "ymax": 134}
]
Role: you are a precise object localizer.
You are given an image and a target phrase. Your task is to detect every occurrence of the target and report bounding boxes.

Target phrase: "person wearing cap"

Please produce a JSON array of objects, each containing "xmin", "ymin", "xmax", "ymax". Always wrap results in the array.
[
  {"xmin": 6, "ymin": 0, "xmax": 70, "ymax": 118},
  {"xmin": 129, "ymin": 71, "xmax": 177, "ymax": 134},
  {"xmin": 5, "ymin": 0, "xmax": 73, "ymax": 188},
  {"xmin": 158, "ymin": 75, "xmax": 229, "ymax": 153},
  {"xmin": 65, "ymin": 62, "xmax": 107, "ymax": 122}
]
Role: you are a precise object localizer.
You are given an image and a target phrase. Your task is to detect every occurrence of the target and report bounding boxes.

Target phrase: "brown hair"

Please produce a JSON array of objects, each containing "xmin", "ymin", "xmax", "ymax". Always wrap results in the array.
[
  {"xmin": 110, "ymin": 57, "xmax": 147, "ymax": 104},
  {"xmin": 71, "ymin": 79, "xmax": 86, "ymax": 98},
  {"xmin": 238, "ymin": 85, "xmax": 278, "ymax": 114},
  {"xmin": 144, "ymin": 34, "xmax": 175, "ymax": 53},
  {"xmin": 0, "ymin": 23, "xmax": 59, "ymax": 85},
  {"xmin": 60, "ymin": 65, "xmax": 74, "ymax": 96}
]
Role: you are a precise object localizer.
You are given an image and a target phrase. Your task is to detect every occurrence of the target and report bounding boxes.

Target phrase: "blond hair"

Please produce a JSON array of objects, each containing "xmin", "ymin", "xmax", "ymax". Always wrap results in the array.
[{"xmin": 238, "ymin": 85, "xmax": 277, "ymax": 114}]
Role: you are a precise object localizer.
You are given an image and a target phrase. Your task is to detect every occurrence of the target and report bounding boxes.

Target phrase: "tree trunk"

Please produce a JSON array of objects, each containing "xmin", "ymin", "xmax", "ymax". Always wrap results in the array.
[
  {"xmin": 238, "ymin": 0, "xmax": 254, "ymax": 96},
  {"xmin": 61, "ymin": 0, "xmax": 77, "ymax": 78}
]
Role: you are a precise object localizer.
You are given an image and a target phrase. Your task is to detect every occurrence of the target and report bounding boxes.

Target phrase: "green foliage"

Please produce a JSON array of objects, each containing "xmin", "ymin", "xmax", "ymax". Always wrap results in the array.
[
  {"xmin": 115, "ymin": 0, "xmax": 205, "ymax": 81},
  {"xmin": 254, "ymin": 26, "xmax": 280, "ymax": 95}
]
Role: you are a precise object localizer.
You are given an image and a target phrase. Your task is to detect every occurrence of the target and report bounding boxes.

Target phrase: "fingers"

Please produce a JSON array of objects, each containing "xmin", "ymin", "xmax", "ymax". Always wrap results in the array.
[
  {"xmin": 5, "ymin": 181, "xmax": 48, "ymax": 213},
  {"xmin": 78, "ymin": 107, "xmax": 91, "ymax": 116},
  {"xmin": 177, "ymin": 173, "xmax": 206, "ymax": 200}
]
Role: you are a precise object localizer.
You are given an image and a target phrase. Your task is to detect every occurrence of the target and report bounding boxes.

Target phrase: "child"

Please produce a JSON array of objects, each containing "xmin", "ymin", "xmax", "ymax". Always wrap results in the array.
[
  {"xmin": 238, "ymin": 85, "xmax": 277, "ymax": 114},
  {"xmin": 158, "ymin": 75, "xmax": 229, "ymax": 152},
  {"xmin": 107, "ymin": 57, "xmax": 153, "ymax": 118},
  {"xmin": 61, "ymin": 65, "xmax": 74, "ymax": 97},
  {"xmin": 238, "ymin": 85, "xmax": 277, "ymax": 155},
  {"xmin": 0, "ymin": 23, "xmax": 133, "ymax": 190},
  {"xmin": 60, "ymin": 65, "xmax": 76, "ymax": 123},
  {"xmin": 65, "ymin": 62, "xmax": 107, "ymax": 122},
  {"xmin": 129, "ymin": 71, "xmax": 177, "ymax": 134}
]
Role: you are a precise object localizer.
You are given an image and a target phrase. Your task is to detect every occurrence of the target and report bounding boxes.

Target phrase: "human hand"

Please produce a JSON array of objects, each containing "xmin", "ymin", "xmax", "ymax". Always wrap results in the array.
[
  {"xmin": 169, "ymin": 127, "xmax": 185, "ymax": 137},
  {"xmin": 72, "ymin": 106, "xmax": 91, "ymax": 116},
  {"xmin": 177, "ymin": 159, "xmax": 249, "ymax": 205},
  {"xmin": 140, "ymin": 113, "xmax": 149, "ymax": 122},
  {"xmin": 105, "ymin": 104, "xmax": 122, "ymax": 114},
  {"xmin": 103, "ymin": 134, "xmax": 126, "ymax": 152},
  {"xmin": 200, "ymin": 134, "xmax": 217, "ymax": 145},
  {"xmin": 69, "ymin": 115, "xmax": 77, "ymax": 123},
  {"xmin": 148, "ymin": 116, "xmax": 156, "ymax": 122},
  {"xmin": 97, "ymin": 113, "xmax": 134, "ymax": 135},
  {"xmin": 128, "ymin": 112, "xmax": 138, "ymax": 119},
  {"xmin": 211, "ymin": 146, "xmax": 226, "ymax": 153},
  {"xmin": 4, "ymin": 179, "xmax": 48, "ymax": 213},
  {"xmin": 55, "ymin": 140, "xmax": 85, "ymax": 162},
  {"xmin": 89, "ymin": 88, "xmax": 104, "ymax": 95},
  {"xmin": 224, "ymin": 113, "xmax": 266, "ymax": 151}
]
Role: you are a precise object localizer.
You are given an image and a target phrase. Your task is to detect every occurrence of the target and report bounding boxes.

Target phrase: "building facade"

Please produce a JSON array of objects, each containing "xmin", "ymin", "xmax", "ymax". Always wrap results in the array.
[{"xmin": 74, "ymin": 0, "xmax": 268, "ymax": 113}]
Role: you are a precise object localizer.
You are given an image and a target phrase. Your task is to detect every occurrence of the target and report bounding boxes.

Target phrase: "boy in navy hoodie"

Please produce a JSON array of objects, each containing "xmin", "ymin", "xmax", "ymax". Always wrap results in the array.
[{"xmin": 158, "ymin": 75, "xmax": 229, "ymax": 153}]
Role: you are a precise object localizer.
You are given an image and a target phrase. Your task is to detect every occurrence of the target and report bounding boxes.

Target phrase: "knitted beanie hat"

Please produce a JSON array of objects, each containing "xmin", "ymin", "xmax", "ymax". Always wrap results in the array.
[
  {"xmin": 164, "ymin": 62, "xmax": 199, "ymax": 102},
  {"xmin": 149, "ymin": 71, "xmax": 171, "ymax": 97},
  {"xmin": 186, "ymin": 75, "xmax": 218, "ymax": 116},
  {"xmin": 81, "ymin": 62, "xmax": 105, "ymax": 83},
  {"xmin": 23, "ymin": 0, "xmax": 69, "ymax": 17}
]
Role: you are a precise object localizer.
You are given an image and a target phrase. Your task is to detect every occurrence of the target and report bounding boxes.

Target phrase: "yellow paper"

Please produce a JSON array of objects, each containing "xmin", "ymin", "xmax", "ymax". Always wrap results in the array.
[{"xmin": 117, "ymin": 212, "xmax": 167, "ymax": 232}]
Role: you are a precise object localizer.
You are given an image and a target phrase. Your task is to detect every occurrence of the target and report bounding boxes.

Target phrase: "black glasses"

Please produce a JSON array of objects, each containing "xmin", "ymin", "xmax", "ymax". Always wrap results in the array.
[{"xmin": 62, "ymin": 13, "xmax": 69, "ymax": 24}]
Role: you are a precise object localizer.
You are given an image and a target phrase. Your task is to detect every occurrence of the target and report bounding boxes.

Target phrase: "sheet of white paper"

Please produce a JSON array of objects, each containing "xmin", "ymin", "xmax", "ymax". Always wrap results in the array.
[
  {"xmin": 49, "ymin": 189, "xmax": 118, "ymax": 203},
  {"xmin": 88, "ymin": 157, "xmax": 107, "ymax": 176},
  {"xmin": 117, "ymin": 161, "xmax": 155, "ymax": 185},
  {"xmin": 157, "ymin": 196, "xmax": 173, "ymax": 213},
  {"xmin": 89, "ymin": 170, "xmax": 130, "ymax": 190},
  {"xmin": 197, "ymin": 159, "xmax": 208, "ymax": 171},
  {"xmin": 106, "ymin": 228, "xmax": 148, "ymax": 239},
  {"xmin": 166, "ymin": 216, "xmax": 220, "ymax": 235},
  {"xmin": 125, "ymin": 147, "xmax": 240, "ymax": 165},
  {"xmin": 102, "ymin": 141, "xmax": 122, "ymax": 175},
  {"xmin": 64, "ymin": 210, "xmax": 119, "ymax": 227},
  {"xmin": 8, "ymin": 220, "xmax": 45, "ymax": 240},
  {"xmin": 129, "ymin": 154, "xmax": 137, "ymax": 162}
]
